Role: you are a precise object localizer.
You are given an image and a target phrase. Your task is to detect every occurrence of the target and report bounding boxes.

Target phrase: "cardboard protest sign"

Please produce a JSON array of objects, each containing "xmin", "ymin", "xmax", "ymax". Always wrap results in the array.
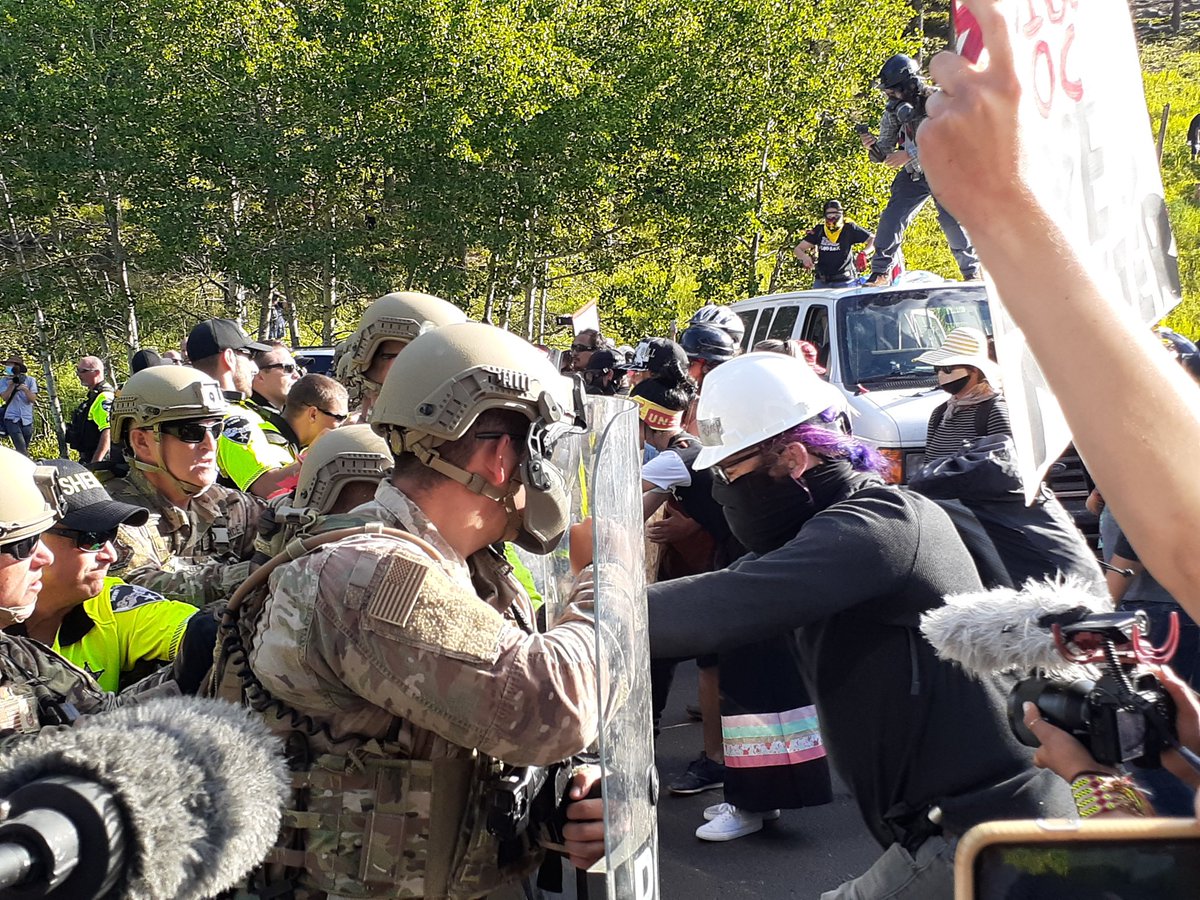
[{"xmin": 953, "ymin": 0, "xmax": 1181, "ymax": 500}]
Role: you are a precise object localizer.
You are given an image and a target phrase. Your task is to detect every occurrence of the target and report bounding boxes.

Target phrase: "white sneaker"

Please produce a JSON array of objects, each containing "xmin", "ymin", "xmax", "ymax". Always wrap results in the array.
[
  {"xmin": 695, "ymin": 805, "xmax": 776, "ymax": 841},
  {"xmin": 702, "ymin": 802, "xmax": 780, "ymax": 822}
]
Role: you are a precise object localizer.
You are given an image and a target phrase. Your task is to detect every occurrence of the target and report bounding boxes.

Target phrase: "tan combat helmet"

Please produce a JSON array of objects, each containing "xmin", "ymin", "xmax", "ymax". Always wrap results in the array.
[
  {"xmin": 341, "ymin": 292, "xmax": 468, "ymax": 392},
  {"xmin": 370, "ymin": 321, "xmax": 586, "ymax": 553},
  {"xmin": 110, "ymin": 366, "xmax": 227, "ymax": 446},
  {"xmin": 110, "ymin": 366, "xmax": 227, "ymax": 495},
  {"xmin": 293, "ymin": 424, "xmax": 393, "ymax": 514},
  {"xmin": 0, "ymin": 446, "xmax": 62, "ymax": 548}
]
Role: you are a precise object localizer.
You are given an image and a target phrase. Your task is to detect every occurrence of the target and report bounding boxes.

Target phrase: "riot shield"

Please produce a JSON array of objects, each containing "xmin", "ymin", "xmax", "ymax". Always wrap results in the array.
[{"xmin": 587, "ymin": 396, "xmax": 659, "ymax": 900}]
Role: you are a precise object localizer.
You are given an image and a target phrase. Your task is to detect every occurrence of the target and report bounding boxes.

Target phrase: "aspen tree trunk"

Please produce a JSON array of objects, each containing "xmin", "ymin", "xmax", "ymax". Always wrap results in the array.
[{"xmin": 482, "ymin": 251, "xmax": 499, "ymax": 324}]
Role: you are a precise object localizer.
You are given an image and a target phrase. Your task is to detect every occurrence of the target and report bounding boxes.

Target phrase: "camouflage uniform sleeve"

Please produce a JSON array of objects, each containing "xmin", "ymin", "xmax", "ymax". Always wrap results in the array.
[
  {"xmin": 121, "ymin": 559, "xmax": 233, "ymax": 607},
  {"xmin": 291, "ymin": 536, "xmax": 601, "ymax": 766},
  {"xmin": 1, "ymin": 635, "xmax": 121, "ymax": 719}
]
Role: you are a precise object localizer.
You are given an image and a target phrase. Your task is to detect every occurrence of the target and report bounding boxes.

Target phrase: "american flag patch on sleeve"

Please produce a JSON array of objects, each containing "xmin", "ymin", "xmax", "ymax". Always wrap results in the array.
[{"xmin": 366, "ymin": 553, "xmax": 431, "ymax": 628}]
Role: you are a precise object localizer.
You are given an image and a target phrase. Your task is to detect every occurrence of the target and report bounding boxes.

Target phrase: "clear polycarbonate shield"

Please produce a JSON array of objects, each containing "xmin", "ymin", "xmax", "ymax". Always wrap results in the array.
[{"xmin": 587, "ymin": 395, "xmax": 658, "ymax": 899}]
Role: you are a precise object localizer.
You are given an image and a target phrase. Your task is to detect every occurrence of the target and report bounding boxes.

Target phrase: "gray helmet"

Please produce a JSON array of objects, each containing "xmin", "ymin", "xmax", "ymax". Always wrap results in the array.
[
  {"xmin": 294, "ymin": 425, "xmax": 393, "ymax": 514},
  {"xmin": 689, "ymin": 304, "xmax": 745, "ymax": 347},
  {"xmin": 110, "ymin": 366, "xmax": 226, "ymax": 446},
  {"xmin": 370, "ymin": 321, "xmax": 587, "ymax": 553},
  {"xmin": 341, "ymin": 292, "xmax": 468, "ymax": 392},
  {"xmin": 0, "ymin": 446, "xmax": 62, "ymax": 547}
]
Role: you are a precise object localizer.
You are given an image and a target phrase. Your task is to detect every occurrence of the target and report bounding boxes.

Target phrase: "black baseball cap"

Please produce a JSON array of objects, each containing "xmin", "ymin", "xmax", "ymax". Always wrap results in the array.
[
  {"xmin": 824, "ymin": 199, "xmax": 844, "ymax": 212},
  {"xmin": 627, "ymin": 338, "xmax": 689, "ymax": 377},
  {"xmin": 185, "ymin": 319, "xmax": 270, "ymax": 362},
  {"xmin": 40, "ymin": 460, "xmax": 150, "ymax": 532},
  {"xmin": 129, "ymin": 348, "xmax": 166, "ymax": 373},
  {"xmin": 585, "ymin": 349, "xmax": 624, "ymax": 372}
]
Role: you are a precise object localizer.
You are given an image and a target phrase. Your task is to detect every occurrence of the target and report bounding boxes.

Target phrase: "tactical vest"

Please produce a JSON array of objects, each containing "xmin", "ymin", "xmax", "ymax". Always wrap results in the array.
[
  {"xmin": 66, "ymin": 384, "xmax": 112, "ymax": 461},
  {"xmin": 210, "ymin": 526, "xmax": 541, "ymax": 899}
]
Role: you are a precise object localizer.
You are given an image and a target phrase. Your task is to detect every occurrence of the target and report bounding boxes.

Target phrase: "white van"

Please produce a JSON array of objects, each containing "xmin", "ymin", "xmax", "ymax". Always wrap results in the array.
[{"xmin": 731, "ymin": 281, "xmax": 992, "ymax": 483}]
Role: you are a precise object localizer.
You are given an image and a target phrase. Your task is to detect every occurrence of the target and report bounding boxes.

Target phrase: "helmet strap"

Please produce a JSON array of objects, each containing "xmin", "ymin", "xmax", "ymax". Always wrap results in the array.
[
  {"xmin": 130, "ymin": 430, "xmax": 210, "ymax": 499},
  {"xmin": 406, "ymin": 438, "xmax": 525, "ymax": 538}
]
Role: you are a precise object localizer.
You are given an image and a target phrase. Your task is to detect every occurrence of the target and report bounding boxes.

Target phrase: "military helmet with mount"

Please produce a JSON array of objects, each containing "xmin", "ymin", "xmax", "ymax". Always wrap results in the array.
[
  {"xmin": 0, "ymin": 446, "xmax": 62, "ymax": 547},
  {"xmin": 342, "ymin": 291, "xmax": 468, "ymax": 390},
  {"xmin": 294, "ymin": 425, "xmax": 393, "ymax": 513},
  {"xmin": 370, "ymin": 321, "xmax": 587, "ymax": 553},
  {"xmin": 110, "ymin": 366, "xmax": 226, "ymax": 446}
]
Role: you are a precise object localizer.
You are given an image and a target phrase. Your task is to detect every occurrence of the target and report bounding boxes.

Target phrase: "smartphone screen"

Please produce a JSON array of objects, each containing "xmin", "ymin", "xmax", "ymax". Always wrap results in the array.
[{"xmin": 974, "ymin": 838, "xmax": 1200, "ymax": 899}]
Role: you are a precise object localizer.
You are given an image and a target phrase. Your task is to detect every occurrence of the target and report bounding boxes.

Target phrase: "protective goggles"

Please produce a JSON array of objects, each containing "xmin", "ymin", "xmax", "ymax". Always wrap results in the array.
[
  {"xmin": 0, "ymin": 534, "xmax": 40, "ymax": 561},
  {"xmin": 47, "ymin": 527, "xmax": 119, "ymax": 552},
  {"xmin": 159, "ymin": 420, "xmax": 225, "ymax": 443}
]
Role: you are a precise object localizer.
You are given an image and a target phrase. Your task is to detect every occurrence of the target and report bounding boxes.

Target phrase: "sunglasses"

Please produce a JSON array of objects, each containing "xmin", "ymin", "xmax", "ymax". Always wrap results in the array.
[
  {"xmin": 47, "ymin": 527, "xmax": 119, "ymax": 552},
  {"xmin": 570, "ymin": 344, "xmax": 594, "ymax": 353},
  {"xmin": 317, "ymin": 408, "xmax": 348, "ymax": 424},
  {"xmin": 76, "ymin": 367, "xmax": 99, "ymax": 374},
  {"xmin": 160, "ymin": 420, "xmax": 225, "ymax": 443},
  {"xmin": 711, "ymin": 446, "xmax": 763, "ymax": 485},
  {"xmin": 0, "ymin": 534, "xmax": 40, "ymax": 561},
  {"xmin": 933, "ymin": 365, "xmax": 965, "ymax": 375},
  {"xmin": 259, "ymin": 363, "xmax": 299, "ymax": 374}
]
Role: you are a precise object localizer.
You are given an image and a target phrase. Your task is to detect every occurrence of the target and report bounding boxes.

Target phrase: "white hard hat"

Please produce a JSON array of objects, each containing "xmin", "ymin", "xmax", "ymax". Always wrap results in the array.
[{"xmin": 693, "ymin": 352, "xmax": 847, "ymax": 469}]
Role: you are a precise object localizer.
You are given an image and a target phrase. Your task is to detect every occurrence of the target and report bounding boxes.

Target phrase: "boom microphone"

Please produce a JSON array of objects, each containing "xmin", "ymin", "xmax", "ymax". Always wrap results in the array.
[
  {"xmin": 919, "ymin": 577, "xmax": 1113, "ymax": 676},
  {"xmin": 0, "ymin": 697, "xmax": 288, "ymax": 900}
]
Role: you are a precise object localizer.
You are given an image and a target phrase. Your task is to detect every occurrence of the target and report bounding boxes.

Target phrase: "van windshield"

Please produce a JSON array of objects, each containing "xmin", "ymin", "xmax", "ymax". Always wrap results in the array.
[{"xmin": 836, "ymin": 286, "xmax": 992, "ymax": 387}]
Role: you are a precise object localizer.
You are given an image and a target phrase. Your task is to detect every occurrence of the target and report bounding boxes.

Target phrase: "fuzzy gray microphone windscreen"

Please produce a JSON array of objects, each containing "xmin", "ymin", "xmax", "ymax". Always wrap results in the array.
[
  {"xmin": 0, "ymin": 696, "xmax": 288, "ymax": 900},
  {"xmin": 919, "ymin": 577, "xmax": 1114, "ymax": 676}
]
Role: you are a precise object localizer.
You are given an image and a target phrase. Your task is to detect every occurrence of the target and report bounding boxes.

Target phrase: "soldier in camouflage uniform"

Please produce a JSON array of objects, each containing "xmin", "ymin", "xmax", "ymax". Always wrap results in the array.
[
  {"xmin": 0, "ymin": 447, "xmax": 182, "ymax": 741},
  {"xmin": 105, "ymin": 366, "xmax": 264, "ymax": 606},
  {"xmin": 335, "ymin": 291, "xmax": 467, "ymax": 424},
  {"xmin": 214, "ymin": 322, "xmax": 605, "ymax": 899}
]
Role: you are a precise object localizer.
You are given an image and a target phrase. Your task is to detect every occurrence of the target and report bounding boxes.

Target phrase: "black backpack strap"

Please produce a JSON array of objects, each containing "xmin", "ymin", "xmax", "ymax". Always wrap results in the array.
[
  {"xmin": 974, "ymin": 395, "xmax": 999, "ymax": 436},
  {"xmin": 928, "ymin": 401, "xmax": 947, "ymax": 436}
]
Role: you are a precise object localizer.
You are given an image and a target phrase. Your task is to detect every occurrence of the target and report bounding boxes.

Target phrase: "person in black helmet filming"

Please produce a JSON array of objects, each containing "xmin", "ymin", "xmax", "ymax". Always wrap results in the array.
[{"xmin": 859, "ymin": 54, "xmax": 980, "ymax": 287}]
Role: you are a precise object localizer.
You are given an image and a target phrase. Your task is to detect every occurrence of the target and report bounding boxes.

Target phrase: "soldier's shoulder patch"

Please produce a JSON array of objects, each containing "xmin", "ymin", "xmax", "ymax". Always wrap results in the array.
[
  {"xmin": 364, "ymin": 549, "xmax": 506, "ymax": 664},
  {"xmin": 222, "ymin": 417, "xmax": 253, "ymax": 445},
  {"xmin": 365, "ymin": 549, "xmax": 432, "ymax": 628},
  {"xmin": 109, "ymin": 583, "xmax": 167, "ymax": 612}
]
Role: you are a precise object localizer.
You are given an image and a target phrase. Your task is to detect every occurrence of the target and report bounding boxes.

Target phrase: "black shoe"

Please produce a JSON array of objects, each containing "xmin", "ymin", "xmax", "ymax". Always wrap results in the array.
[
  {"xmin": 685, "ymin": 703, "xmax": 703, "ymax": 721},
  {"xmin": 668, "ymin": 753, "xmax": 726, "ymax": 795}
]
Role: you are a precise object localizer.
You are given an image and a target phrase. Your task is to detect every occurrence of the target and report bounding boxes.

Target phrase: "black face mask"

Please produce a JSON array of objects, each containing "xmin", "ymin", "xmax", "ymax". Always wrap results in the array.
[
  {"xmin": 710, "ymin": 469, "xmax": 817, "ymax": 554},
  {"xmin": 939, "ymin": 374, "xmax": 970, "ymax": 395}
]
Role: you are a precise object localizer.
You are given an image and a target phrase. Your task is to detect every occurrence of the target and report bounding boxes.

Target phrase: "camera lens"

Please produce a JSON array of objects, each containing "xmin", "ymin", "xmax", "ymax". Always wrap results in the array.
[{"xmin": 1007, "ymin": 677, "xmax": 1095, "ymax": 748}]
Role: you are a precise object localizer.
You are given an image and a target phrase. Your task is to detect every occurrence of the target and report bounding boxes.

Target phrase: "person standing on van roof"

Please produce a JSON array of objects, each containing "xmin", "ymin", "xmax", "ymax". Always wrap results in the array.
[
  {"xmin": 794, "ymin": 200, "xmax": 875, "ymax": 289},
  {"xmin": 860, "ymin": 54, "xmax": 980, "ymax": 287},
  {"xmin": 915, "ymin": 326, "xmax": 1009, "ymax": 462}
]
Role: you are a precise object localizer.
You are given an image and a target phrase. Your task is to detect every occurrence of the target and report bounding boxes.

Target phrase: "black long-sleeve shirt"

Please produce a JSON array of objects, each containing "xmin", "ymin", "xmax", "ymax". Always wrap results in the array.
[{"xmin": 648, "ymin": 480, "xmax": 1071, "ymax": 846}]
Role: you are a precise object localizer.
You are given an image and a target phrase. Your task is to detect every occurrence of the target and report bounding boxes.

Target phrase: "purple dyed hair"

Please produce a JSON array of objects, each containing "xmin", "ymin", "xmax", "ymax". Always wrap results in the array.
[{"xmin": 766, "ymin": 408, "xmax": 889, "ymax": 476}]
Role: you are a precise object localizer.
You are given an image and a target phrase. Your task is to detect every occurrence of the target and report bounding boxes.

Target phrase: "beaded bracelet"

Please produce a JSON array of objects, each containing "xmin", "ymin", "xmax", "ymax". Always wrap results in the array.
[{"xmin": 1070, "ymin": 771, "xmax": 1150, "ymax": 818}]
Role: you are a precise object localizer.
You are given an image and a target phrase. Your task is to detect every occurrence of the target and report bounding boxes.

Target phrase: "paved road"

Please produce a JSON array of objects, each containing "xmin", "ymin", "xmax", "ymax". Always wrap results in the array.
[{"xmin": 652, "ymin": 663, "xmax": 879, "ymax": 899}]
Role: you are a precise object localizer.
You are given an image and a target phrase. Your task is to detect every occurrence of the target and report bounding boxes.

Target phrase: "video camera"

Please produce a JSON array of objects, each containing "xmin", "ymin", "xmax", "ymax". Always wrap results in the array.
[
  {"xmin": 1008, "ymin": 611, "xmax": 1177, "ymax": 767},
  {"xmin": 919, "ymin": 582, "xmax": 1181, "ymax": 769}
]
